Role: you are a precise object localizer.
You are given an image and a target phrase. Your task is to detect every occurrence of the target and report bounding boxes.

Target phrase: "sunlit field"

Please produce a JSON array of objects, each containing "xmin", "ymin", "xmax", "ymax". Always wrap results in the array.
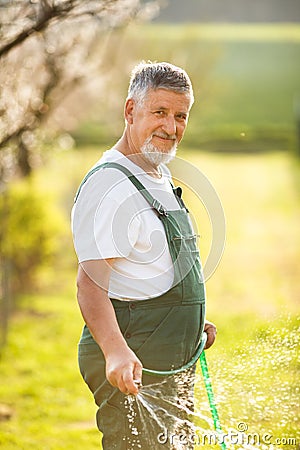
[
  {"xmin": 0, "ymin": 146, "xmax": 299, "ymax": 449},
  {"xmin": 73, "ymin": 23, "xmax": 300, "ymax": 153},
  {"xmin": 1, "ymin": 19, "xmax": 300, "ymax": 450}
]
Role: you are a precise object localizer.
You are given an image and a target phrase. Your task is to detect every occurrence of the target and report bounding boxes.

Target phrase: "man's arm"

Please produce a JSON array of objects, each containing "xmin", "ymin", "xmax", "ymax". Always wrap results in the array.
[{"xmin": 76, "ymin": 259, "xmax": 142, "ymax": 395}]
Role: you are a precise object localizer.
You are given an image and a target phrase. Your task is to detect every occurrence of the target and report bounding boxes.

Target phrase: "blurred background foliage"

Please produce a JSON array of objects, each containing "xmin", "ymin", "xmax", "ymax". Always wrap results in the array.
[
  {"xmin": 0, "ymin": 179, "xmax": 65, "ymax": 294},
  {"xmin": 0, "ymin": 0, "xmax": 299, "ymax": 448},
  {"xmin": 0, "ymin": 0, "xmax": 160, "ymax": 341},
  {"xmin": 72, "ymin": 23, "xmax": 300, "ymax": 153}
]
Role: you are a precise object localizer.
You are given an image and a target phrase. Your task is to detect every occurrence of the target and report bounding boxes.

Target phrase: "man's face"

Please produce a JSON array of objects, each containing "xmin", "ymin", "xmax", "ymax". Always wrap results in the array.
[{"xmin": 125, "ymin": 88, "xmax": 191, "ymax": 164}]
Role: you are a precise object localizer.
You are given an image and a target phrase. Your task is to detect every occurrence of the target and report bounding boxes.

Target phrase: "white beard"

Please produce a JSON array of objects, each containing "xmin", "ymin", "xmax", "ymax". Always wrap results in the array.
[{"xmin": 140, "ymin": 136, "xmax": 177, "ymax": 166}]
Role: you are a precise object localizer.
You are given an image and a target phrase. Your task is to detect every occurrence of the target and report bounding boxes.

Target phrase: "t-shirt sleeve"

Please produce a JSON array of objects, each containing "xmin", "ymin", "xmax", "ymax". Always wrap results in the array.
[{"xmin": 71, "ymin": 169, "xmax": 141, "ymax": 262}]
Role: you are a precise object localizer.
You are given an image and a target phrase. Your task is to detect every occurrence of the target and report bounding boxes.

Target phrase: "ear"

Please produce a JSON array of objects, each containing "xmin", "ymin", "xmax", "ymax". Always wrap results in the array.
[{"xmin": 124, "ymin": 98, "xmax": 135, "ymax": 125}]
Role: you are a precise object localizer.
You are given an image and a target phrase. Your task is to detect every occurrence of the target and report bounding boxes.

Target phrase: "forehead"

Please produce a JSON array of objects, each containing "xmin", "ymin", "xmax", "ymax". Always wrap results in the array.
[{"xmin": 143, "ymin": 88, "xmax": 191, "ymax": 112}]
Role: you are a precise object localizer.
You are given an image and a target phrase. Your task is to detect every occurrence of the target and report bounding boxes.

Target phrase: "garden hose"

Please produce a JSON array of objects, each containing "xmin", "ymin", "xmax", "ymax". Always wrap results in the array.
[
  {"xmin": 141, "ymin": 331, "xmax": 227, "ymax": 450},
  {"xmin": 142, "ymin": 331, "xmax": 207, "ymax": 376},
  {"xmin": 199, "ymin": 351, "xmax": 227, "ymax": 450}
]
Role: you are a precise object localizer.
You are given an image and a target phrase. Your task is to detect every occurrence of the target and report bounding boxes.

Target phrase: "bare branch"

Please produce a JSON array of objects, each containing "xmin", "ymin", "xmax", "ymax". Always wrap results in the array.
[
  {"xmin": 0, "ymin": 0, "xmax": 137, "ymax": 59},
  {"xmin": 0, "ymin": 2, "xmax": 70, "ymax": 58},
  {"xmin": 0, "ymin": 0, "xmax": 160, "ymax": 180},
  {"xmin": 0, "ymin": 126, "xmax": 29, "ymax": 150}
]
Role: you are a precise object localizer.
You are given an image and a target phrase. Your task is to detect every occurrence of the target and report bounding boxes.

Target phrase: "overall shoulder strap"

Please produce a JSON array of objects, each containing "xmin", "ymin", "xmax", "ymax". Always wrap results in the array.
[{"xmin": 74, "ymin": 161, "xmax": 168, "ymax": 216}]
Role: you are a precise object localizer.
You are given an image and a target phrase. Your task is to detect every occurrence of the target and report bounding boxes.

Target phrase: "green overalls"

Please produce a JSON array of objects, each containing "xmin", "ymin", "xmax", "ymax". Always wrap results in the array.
[{"xmin": 75, "ymin": 162, "xmax": 206, "ymax": 450}]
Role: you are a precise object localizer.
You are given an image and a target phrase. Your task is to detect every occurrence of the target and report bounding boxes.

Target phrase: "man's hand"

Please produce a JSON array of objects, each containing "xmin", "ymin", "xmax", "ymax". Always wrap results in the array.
[
  {"xmin": 105, "ymin": 346, "xmax": 143, "ymax": 396},
  {"xmin": 204, "ymin": 320, "xmax": 217, "ymax": 349}
]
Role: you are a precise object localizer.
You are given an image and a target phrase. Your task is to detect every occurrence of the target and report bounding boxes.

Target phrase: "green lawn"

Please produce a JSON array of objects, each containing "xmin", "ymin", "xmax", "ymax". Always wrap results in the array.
[{"xmin": 0, "ymin": 147, "xmax": 299, "ymax": 448}]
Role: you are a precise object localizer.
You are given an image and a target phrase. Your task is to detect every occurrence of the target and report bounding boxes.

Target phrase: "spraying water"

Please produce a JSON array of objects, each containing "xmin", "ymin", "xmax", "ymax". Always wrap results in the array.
[{"xmin": 124, "ymin": 319, "xmax": 299, "ymax": 450}]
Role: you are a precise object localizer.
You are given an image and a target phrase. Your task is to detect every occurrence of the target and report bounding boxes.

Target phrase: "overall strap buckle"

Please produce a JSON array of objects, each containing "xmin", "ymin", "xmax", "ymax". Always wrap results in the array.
[{"xmin": 152, "ymin": 199, "xmax": 168, "ymax": 216}]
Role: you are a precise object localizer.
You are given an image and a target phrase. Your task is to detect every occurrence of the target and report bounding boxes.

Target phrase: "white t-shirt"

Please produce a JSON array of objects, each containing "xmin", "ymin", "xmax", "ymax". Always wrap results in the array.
[{"xmin": 71, "ymin": 148, "xmax": 181, "ymax": 300}]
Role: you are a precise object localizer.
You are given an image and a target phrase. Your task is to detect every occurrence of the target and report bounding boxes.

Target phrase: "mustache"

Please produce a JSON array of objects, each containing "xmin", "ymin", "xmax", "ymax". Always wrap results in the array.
[{"xmin": 152, "ymin": 132, "xmax": 176, "ymax": 140}]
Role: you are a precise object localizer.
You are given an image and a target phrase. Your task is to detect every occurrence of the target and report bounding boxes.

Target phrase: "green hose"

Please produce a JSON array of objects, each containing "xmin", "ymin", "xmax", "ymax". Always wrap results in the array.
[
  {"xmin": 199, "ymin": 351, "xmax": 227, "ymax": 450},
  {"xmin": 142, "ymin": 332, "xmax": 207, "ymax": 376},
  {"xmin": 141, "ymin": 332, "xmax": 226, "ymax": 450}
]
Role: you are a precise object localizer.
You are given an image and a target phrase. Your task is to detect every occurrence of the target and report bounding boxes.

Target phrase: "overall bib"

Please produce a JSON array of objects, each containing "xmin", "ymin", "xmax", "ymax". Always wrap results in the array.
[{"xmin": 76, "ymin": 163, "xmax": 206, "ymax": 450}]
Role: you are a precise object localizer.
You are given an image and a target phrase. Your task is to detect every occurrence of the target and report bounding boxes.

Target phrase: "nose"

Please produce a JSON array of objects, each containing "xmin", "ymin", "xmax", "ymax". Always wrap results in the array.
[{"xmin": 162, "ymin": 115, "xmax": 176, "ymax": 136}]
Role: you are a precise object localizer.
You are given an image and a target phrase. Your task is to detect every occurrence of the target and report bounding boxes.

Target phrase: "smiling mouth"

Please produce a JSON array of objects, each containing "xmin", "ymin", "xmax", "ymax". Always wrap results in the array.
[{"xmin": 153, "ymin": 134, "xmax": 176, "ymax": 141}]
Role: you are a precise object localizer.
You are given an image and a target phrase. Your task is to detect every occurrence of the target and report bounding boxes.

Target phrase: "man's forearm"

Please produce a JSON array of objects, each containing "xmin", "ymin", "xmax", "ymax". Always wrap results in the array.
[{"xmin": 76, "ymin": 262, "xmax": 143, "ymax": 394}]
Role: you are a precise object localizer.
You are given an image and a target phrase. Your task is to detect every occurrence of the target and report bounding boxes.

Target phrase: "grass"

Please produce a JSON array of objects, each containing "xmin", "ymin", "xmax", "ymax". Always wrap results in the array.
[
  {"xmin": 0, "ymin": 146, "xmax": 299, "ymax": 448},
  {"xmin": 0, "ymin": 291, "xmax": 101, "ymax": 449}
]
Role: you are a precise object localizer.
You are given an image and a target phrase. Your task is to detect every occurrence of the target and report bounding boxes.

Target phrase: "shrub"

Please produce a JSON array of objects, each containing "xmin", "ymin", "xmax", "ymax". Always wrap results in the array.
[{"xmin": 0, "ymin": 178, "xmax": 65, "ymax": 296}]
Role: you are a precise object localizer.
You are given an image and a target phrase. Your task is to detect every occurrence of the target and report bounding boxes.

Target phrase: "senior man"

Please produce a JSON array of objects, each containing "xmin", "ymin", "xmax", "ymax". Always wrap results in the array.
[{"xmin": 72, "ymin": 61, "xmax": 217, "ymax": 449}]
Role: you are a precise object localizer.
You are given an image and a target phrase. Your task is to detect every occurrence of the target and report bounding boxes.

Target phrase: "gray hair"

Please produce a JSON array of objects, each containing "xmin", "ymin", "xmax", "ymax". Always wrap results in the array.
[{"xmin": 127, "ymin": 61, "xmax": 194, "ymax": 107}]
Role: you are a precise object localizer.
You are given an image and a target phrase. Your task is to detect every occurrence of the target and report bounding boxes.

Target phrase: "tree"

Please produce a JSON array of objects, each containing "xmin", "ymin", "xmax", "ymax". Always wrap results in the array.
[
  {"xmin": 0, "ymin": 0, "xmax": 159, "ymax": 181},
  {"xmin": 0, "ymin": 0, "xmax": 160, "ymax": 348}
]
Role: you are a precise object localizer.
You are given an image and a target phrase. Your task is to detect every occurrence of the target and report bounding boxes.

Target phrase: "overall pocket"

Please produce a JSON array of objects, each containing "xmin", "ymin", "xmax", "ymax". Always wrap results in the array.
[
  {"xmin": 78, "ymin": 342, "xmax": 106, "ymax": 394},
  {"xmin": 171, "ymin": 236, "xmax": 205, "ymax": 304},
  {"xmin": 135, "ymin": 303, "xmax": 204, "ymax": 372}
]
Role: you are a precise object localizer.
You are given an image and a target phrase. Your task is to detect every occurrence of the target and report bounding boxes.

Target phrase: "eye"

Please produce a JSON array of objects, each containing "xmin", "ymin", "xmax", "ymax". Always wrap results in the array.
[
  {"xmin": 153, "ymin": 110, "xmax": 166, "ymax": 117},
  {"xmin": 176, "ymin": 113, "xmax": 187, "ymax": 121}
]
